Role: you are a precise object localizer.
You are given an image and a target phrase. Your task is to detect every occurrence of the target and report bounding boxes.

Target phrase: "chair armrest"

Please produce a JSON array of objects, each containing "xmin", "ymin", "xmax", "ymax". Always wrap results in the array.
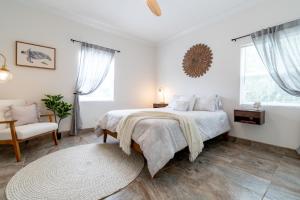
[
  {"xmin": 40, "ymin": 113, "xmax": 55, "ymax": 122},
  {"xmin": 0, "ymin": 120, "xmax": 18, "ymax": 141},
  {"xmin": 40, "ymin": 113, "xmax": 54, "ymax": 117},
  {"xmin": 0, "ymin": 120, "xmax": 17, "ymax": 125}
]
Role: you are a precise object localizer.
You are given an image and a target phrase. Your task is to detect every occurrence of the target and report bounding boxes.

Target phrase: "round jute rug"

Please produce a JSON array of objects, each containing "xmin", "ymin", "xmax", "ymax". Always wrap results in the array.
[{"xmin": 6, "ymin": 144, "xmax": 144, "ymax": 200}]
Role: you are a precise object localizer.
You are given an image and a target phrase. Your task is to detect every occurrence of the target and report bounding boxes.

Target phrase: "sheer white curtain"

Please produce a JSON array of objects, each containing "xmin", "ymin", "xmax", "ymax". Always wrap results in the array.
[
  {"xmin": 251, "ymin": 19, "xmax": 300, "ymax": 96},
  {"xmin": 251, "ymin": 19, "xmax": 300, "ymax": 154},
  {"xmin": 71, "ymin": 42, "xmax": 116, "ymax": 135}
]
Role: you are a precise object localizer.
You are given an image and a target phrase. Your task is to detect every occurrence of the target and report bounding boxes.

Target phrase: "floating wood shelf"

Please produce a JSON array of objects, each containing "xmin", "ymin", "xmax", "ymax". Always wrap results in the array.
[{"xmin": 234, "ymin": 109, "xmax": 265, "ymax": 125}]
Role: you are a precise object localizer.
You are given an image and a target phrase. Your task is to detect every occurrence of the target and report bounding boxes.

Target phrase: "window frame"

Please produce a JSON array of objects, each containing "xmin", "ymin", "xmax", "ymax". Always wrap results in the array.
[{"xmin": 239, "ymin": 43, "xmax": 300, "ymax": 108}]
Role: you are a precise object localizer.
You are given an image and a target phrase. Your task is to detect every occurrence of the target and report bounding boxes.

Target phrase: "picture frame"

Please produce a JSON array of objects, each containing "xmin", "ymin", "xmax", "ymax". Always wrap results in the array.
[{"xmin": 16, "ymin": 41, "xmax": 56, "ymax": 70}]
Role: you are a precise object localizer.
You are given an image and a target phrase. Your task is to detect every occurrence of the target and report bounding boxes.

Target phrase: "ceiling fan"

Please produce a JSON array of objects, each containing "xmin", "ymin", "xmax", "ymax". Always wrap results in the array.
[{"xmin": 146, "ymin": 0, "xmax": 162, "ymax": 16}]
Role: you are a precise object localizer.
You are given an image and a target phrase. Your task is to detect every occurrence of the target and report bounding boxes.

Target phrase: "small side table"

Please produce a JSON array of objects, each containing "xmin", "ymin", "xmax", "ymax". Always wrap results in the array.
[
  {"xmin": 234, "ymin": 109, "xmax": 265, "ymax": 125},
  {"xmin": 153, "ymin": 103, "xmax": 168, "ymax": 108}
]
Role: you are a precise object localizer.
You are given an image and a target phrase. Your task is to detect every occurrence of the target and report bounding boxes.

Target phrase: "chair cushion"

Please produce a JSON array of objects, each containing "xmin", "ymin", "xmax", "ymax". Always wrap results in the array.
[
  {"xmin": 0, "ymin": 106, "xmax": 10, "ymax": 130},
  {"xmin": 0, "ymin": 100, "xmax": 26, "ymax": 130},
  {"xmin": 11, "ymin": 104, "xmax": 39, "ymax": 126},
  {"xmin": 0, "ymin": 99, "xmax": 26, "ymax": 107},
  {"xmin": 0, "ymin": 122, "xmax": 58, "ymax": 140}
]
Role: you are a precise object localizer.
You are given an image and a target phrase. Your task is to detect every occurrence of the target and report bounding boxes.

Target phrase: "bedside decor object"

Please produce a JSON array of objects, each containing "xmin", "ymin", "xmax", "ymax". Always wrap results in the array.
[
  {"xmin": 10, "ymin": 104, "xmax": 39, "ymax": 126},
  {"xmin": 234, "ymin": 109, "xmax": 265, "ymax": 125},
  {"xmin": 182, "ymin": 44, "xmax": 213, "ymax": 78},
  {"xmin": 16, "ymin": 41, "xmax": 56, "ymax": 70},
  {"xmin": 153, "ymin": 103, "xmax": 168, "ymax": 108},
  {"xmin": 0, "ymin": 53, "xmax": 13, "ymax": 83},
  {"xmin": 253, "ymin": 102, "xmax": 262, "ymax": 110},
  {"xmin": 42, "ymin": 95, "xmax": 72, "ymax": 139}
]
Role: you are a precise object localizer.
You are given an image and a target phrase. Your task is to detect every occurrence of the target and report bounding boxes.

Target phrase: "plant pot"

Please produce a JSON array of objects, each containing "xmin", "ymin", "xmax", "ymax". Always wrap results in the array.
[{"xmin": 57, "ymin": 132, "xmax": 62, "ymax": 140}]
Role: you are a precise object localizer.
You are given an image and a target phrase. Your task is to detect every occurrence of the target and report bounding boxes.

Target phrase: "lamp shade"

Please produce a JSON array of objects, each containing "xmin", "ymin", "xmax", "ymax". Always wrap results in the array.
[
  {"xmin": 0, "ymin": 53, "xmax": 12, "ymax": 83},
  {"xmin": 158, "ymin": 87, "xmax": 165, "ymax": 103},
  {"xmin": 0, "ymin": 67, "xmax": 12, "ymax": 83}
]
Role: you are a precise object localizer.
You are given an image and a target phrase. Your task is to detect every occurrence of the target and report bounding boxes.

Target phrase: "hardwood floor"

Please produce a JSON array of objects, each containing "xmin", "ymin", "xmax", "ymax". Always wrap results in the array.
[{"xmin": 0, "ymin": 132, "xmax": 299, "ymax": 200}]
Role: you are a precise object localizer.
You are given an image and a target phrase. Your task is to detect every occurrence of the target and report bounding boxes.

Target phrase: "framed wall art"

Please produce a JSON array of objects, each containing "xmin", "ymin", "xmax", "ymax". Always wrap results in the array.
[{"xmin": 16, "ymin": 41, "xmax": 56, "ymax": 70}]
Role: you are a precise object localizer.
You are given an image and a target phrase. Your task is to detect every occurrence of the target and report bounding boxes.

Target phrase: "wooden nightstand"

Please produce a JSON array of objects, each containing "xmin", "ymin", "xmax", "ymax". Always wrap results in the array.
[
  {"xmin": 234, "ymin": 109, "xmax": 265, "ymax": 125},
  {"xmin": 153, "ymin": 103, "xmax": 168, "ymax": 108}
]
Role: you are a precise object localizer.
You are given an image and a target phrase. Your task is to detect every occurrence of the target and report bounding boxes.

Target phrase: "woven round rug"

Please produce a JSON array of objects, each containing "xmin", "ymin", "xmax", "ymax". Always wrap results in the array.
[{"xmin": 6, "ymin": 144, "xmax": 144, "ymax": 200}]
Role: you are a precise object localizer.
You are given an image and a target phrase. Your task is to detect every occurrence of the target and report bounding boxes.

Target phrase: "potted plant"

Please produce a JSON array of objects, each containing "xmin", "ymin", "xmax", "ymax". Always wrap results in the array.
[{"xmin": 42, "ymin": 94, "xmax": 72, "ymax": 139}]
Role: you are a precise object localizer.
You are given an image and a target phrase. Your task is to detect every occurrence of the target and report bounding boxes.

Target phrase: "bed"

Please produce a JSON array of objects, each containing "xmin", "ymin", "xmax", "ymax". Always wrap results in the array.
[{"xmin": 96, "ymin": 107, "xmax": 231, "ymax": 177}]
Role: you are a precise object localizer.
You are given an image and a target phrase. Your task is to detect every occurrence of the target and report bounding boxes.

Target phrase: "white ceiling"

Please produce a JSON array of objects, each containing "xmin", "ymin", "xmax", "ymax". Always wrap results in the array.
[{"xmin": 18, "ymin": 0, "xmax": 261, "ymax": 44}]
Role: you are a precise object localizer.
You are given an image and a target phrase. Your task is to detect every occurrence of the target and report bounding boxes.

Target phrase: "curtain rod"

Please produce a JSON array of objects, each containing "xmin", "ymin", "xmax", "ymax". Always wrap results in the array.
[
  {"xmin": 231, "ymin": 18, "xmax": 300, "ymax": 42},
  {"xmin": 70, "ymin": 39, "xmax": 121, "ymax": 53},
  {"xmin": 231, "ymin": 34, "xmax": 251, "ymax": 42}
]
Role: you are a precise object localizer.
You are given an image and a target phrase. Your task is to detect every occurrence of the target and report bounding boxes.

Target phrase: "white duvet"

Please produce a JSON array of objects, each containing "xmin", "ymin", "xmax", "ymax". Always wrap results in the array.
[{"xmin": 96, "ymin": 108, "xmax": 231, "ymax": 176}]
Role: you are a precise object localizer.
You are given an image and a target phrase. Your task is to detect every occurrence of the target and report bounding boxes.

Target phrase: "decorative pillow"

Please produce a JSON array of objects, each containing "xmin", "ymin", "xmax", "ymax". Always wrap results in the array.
[
  {"xmin": 11, "ymin": 104, "xmax": 39, "ymax": 126},
  {"xmin": 168, "ymin": 95, "xmax": 196, "ymax": 111},
  {"xmin": 194, "ymin": 95, "xmax": 222, "ymax": 112},
  {"xmin": 173, "ymin": 101, "xmax": 190, "ymax": 111},
  {"xmin": 215, "ymin": 95, "xmax": 223, "ymax": 110},
  {"xmin": 0, "ymin": 106, "xmax": 10, "ymax": 130}
]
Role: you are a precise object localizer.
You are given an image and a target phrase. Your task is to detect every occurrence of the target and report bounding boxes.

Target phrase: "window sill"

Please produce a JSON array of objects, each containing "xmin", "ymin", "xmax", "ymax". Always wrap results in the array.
[
  {"xmin": 240, "ymin": 103, "xmax": 300, "ymax": 108},
  {"xmin": 80, "ymin": 100, "xmax": 114, "ymax": 103}
]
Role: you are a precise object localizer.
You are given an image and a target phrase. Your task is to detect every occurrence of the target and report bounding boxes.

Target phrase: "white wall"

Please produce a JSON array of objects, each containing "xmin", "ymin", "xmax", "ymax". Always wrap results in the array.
[
  {"xmin": 157, "ymin": 0, "xmax": 300, "ymax": 149},
  {"xmin": 1, "ymin": 0, "xmax": 299, "ymax": 149},
  {"xmin": 0, "ymin": 0, "xmax": 156, "ymax": 131}
]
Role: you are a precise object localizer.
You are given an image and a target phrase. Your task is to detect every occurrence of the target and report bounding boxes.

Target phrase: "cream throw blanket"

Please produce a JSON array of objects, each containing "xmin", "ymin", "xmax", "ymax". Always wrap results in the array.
[{"xmin": 116, "ymin": 111, "xmax": 204, "ymax": 162}]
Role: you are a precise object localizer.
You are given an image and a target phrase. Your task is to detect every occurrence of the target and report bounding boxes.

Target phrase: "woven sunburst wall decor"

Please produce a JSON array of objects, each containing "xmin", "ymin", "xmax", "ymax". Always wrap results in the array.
[{"xmin": 182, "ymin": 44, "xmax": 213, "ymax": 78}]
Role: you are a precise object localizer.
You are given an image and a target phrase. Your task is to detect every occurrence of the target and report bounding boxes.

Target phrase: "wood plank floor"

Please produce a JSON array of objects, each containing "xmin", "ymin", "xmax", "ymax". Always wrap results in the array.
[{"xmin": 0, "ymin": 132, "xmax": 299, "ymax": 200}]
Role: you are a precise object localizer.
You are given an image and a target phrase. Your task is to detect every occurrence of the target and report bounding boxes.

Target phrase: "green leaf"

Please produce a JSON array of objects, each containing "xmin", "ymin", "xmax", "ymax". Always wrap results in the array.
[{"xmin": 41, "ymin": 94, "xmax": 73, "ymax": 130}]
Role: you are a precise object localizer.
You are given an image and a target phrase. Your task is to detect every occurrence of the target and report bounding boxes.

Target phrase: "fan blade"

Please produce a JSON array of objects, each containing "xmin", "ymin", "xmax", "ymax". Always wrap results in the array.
[{"xmin": 146, "ymin": 0, "xmax": 161, "ymax": 16}]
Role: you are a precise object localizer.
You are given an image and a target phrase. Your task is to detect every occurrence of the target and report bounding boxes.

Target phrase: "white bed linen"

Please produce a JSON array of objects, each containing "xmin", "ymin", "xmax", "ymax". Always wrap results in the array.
[{"xmin": 96, "ymin": 108, "xmax": 231, "ymax": 176}]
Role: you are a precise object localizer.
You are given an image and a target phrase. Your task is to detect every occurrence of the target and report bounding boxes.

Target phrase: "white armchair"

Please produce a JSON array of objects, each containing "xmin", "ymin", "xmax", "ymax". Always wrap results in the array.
[{"xmin": 0, "ymin": 100, "xmax": 58, "ymax": 161}]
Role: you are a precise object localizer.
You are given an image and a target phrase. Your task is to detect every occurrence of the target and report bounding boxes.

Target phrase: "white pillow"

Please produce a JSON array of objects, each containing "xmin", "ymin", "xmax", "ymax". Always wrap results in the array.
[
  {"xmin": 173, "ymin": 101, "xmax": 190, "ymax": 111},
  {"xmin": 194, "ymin": 95, "xmax": 222, "ymax": 111},
  {"xmin": 168, "ymin": 95, "xmax": 196, "ymax": 111},
  {"xmin": 0, "ymin": 106, "xmax": 10, "ymax": 130},
  {"xmin": 215, "ymin": 95, "xmax": 223, "ymax": 110},
  {"xmin": 167, "ymin": 95, "xmax": 181, "ymax": 108},
  {"xmin": 11, "ymin": 104, "xmax": 39, "ymax": 126}
]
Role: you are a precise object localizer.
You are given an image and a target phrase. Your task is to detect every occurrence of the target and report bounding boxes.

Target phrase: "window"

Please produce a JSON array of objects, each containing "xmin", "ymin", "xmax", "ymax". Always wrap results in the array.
[
  {"xmin": 80, "ymin": 59, "xmax": 115, "ymax": 101},
  {"xmin": 240, "ymin": 44, "xmax": 300, "ymax": 106}
]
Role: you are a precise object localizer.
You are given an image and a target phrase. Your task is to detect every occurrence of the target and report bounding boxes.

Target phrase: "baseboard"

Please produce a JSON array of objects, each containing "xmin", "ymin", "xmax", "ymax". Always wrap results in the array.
[
  {"xmin": 228, "ymin": 136, "xmax": 300, "ymax": 159},
  {"xmin": 57, "ymin": 129, "xmax": 299, "ymax": 157}
]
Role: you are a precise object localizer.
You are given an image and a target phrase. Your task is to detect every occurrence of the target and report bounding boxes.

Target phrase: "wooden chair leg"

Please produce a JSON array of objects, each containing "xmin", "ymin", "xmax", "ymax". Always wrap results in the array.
[
  {"xmin": 12, "ymin": 140, "xmax": 21, "ymax": 162},
  {"xmin": 103, "ymin": 131, "xmax": 107, "ymax": 143},
  {"xmin": 9, "ymin": 121, "xmax": 21, "ymax": 162},
  {"xmin": 52, "ymin": 131, "xmax": 58, "ymax": 145}
]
